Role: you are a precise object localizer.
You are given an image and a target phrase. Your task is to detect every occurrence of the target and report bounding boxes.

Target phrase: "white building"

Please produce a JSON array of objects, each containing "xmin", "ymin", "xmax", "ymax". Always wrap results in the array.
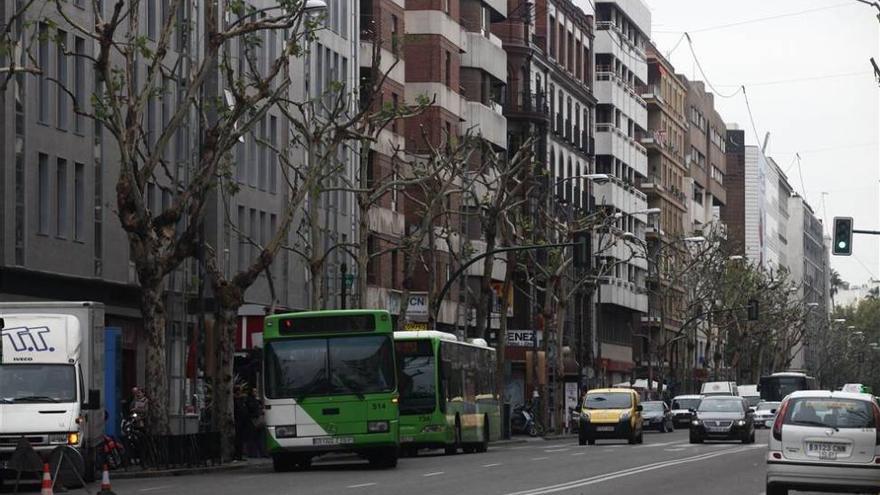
[{"xmin": 591, "ymin": 0, "xmax": 651, "ymax": 384}]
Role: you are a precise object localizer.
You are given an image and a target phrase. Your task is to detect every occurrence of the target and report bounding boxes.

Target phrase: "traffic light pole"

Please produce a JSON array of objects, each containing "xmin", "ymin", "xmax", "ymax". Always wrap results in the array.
[{"xmin": 853, "ymin": 229, "xmax": 880, "ymax": 235}]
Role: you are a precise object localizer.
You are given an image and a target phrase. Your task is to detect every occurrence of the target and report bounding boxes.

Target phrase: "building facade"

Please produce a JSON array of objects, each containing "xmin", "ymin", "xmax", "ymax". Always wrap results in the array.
[
  {"xmin": 592, "ymin": 0, "xmax": 651, "ymax": 385},
  {"xmin": 682, "ymin": 79, "xmax": 726, "ymax": 233}
]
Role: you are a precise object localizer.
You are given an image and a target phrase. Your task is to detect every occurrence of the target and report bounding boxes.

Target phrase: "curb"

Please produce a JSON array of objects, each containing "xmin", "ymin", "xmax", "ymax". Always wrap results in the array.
[{"xmin": 109, "ymin": 460, "xmax": 273, "ymax": 480}]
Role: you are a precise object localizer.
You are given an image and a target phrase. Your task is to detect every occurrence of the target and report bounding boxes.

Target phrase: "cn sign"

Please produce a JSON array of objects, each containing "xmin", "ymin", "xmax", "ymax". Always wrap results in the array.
[
  {"xmin": 507, "ymin": 330, "xmax": 537, "ymax": 347},
  {"xmin": 406, "ymin": 292, "xmax": 428, "ymax": 317}
]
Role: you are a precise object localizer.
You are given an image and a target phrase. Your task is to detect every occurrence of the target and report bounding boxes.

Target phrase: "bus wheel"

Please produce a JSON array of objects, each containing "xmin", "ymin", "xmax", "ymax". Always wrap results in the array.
[
  {"xmin": 475, "ymin": 417, "xmax": 489, "ymax": 453},
  {"xmin": 368, "ymin": 448, "xmax": 398, "ymax": 469},
  {"xmin": 294, "ymin": 456, "xmax": 312, "ymax": 470},
  {"xmin": 445, "ymin": 418, "xmax": 461, "ymax": 455}
]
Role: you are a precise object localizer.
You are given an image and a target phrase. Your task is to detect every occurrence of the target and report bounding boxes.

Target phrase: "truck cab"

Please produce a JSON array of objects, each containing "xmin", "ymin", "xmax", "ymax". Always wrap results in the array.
[{"xmin": 0, "ymin": 303, "xmax": 103, "ymax": 481}]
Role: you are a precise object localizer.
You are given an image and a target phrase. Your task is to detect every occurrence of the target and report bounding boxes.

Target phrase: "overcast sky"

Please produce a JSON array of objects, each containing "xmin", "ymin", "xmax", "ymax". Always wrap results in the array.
[{"xmin": 610, "ymin": 0, "xmax": 880, "ymax": 286}]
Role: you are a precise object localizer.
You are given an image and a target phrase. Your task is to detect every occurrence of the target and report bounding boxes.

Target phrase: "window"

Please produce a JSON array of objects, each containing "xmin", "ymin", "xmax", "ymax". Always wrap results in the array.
[
  {"xmin": 74, "ymin": 37, "xmax": 85, "ymax": 132},
  {"xmin": 237, "ymin": 206, "xmax": 246, "ymax": 270},
  {"xmin": 56, "ymin": 158, "xmax": 68, "ymax": 237},
  {"xmin": 258, "ymin": 117, "xmax": 267, "ymax": 191},
  {"xmin": 391, "ymin": 92, "xmax": 399, "ymax": 133},
  {"xmin": 248, "ymin": 130, "xmax": 257, "ymax": 186},
  {"xmin": 56, "ymin": 29, "xmax": 70, "ymax": 130},
  {"xmin": 391, "ymin": 15, "xmax": 399, "ymax": 55},
  {"xmin": 260, "ymin": 211, "xmax": 267, "ymax": 247},
  {"xmin": 38, "ymin": 23, "xmax": 49, "ymax": 123},
  {"xmin": 147, "ymin": 0, "xmax": 156, "ymax": 38},
  {"xmin": 249, "ymin": 208, "xmax": 257, "ymax": 260},
  {"xmin": 442, "ymin": 0, "xmax": 449, "ymax": 14},
  {"xmin": 74, "ymin": 163, "xmax": 84, "ymax": 241},
  {"xmin": 549, "ymin": 16, "xmax": 556, "ymax": 58},
  {"xmin": 444, "ymin": 50, "xmax": 452, "ymax": 87},
  {"xmin": 269, "ymin": 115, "xmax": 278, "ymax": 193},
  {"xmin": 38, "ymin": 154, "xmax": 49, "ymax": 234}
]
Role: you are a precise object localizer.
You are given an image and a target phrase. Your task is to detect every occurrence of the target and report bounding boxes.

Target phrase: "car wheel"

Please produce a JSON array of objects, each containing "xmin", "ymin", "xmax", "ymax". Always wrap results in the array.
[
  {"xmin": 689, "ymin": 432, "xmax": 702, "ymax": 444},
  {"xmin": 578, "ymin": 431, "xmax": 587, "ymax": 446},
  {"xmin": 766, "ymin": 483, "xmax": 788, "ymax": 495},
  {"xmin": 628, "ymin": 432, "xmax": 638, "ymax": 445},
  {"xmin": 637, "ymin": 431, "xmax": 644, "ymax": 444},
  {"xmin": 587, "ymin": 438, "xmax": 596, "ymax": 446}
]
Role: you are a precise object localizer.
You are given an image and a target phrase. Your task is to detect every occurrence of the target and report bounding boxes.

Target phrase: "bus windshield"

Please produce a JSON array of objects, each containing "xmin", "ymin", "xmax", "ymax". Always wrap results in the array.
[
  {"xmin": 760, "ymin": 374, "xmax": 814, "ymax": 402},
  {"xmin": 395, "ymin": 340, "xmax": 436, "ymax": 414},
  {"xmin": 265, "ymin": 335, "xmax": 396, "ymax": 399},
  {"xmin": 0, "ymin": 364, "xmax": 77, "ymax": 403}
]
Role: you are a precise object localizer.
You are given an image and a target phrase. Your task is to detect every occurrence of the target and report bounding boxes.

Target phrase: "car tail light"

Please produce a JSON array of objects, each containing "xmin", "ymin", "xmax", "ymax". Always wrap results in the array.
[{"xmin": 772, "ymin": 399, "xmax": 790, "ymax": 442}]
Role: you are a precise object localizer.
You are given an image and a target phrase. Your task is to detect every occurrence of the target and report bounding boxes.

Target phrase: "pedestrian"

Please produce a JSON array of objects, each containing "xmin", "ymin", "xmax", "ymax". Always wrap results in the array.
[
  {"xmin": 233, "ymin": 386, "xmax": 249, "ymax": 461},
  {"xmin": 246, "ymin": 388, "xmax": 267, "ymax": 457}
]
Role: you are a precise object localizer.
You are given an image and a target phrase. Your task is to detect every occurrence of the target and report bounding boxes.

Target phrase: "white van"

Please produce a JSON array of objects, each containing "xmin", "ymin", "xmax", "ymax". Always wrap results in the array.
[
  {"xmin": 701, "ymin": 381, "xmax": 738, "ymax": 397},
  {"xmin": 738, "ymin": 384, "xmax": 761, "ymax": 408}
]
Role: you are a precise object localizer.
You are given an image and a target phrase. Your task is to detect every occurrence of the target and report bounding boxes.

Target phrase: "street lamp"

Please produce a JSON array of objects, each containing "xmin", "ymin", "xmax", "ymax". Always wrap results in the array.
[
  {"xmin": 834, "ymin": 318, "xmax": 847, "ymax": 323},
  {"xmin": 807, "ymin": 302, "xmax": 820, "ymax": 308},
  {"xmin": 728, "ymin": 255, "xmax": 744, "ymax": 261},
  {"xmin": 553, "ymin": 173, "xmax": 611, "ymax": 186},
  {"xmin": 304, "ymin": 0, "xmax": 328, "ymax": 12}
]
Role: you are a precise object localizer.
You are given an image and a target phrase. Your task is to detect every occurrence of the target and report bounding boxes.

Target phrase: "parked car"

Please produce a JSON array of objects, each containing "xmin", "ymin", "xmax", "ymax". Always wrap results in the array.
[
  {"xmin": 766, "ymin": 390, "xmax": 880, "ymax": 495},
  {"xmin": 641, "ymin": 401, "xmax": 674, "ymax": 432},
  {"xmin": 578, "ymin": 388, "xmax": 643, "ymax": 446},
  {"xmin": 670, "ymin": 395, "xmax": 702, "ymax": 428},
  {"xmin": 689, "ymin": 395, "xmax": 755, "ymax": 444},
  {"xmin": 753, "ymin": 401, "xmax": 781, "ymax": 428}
]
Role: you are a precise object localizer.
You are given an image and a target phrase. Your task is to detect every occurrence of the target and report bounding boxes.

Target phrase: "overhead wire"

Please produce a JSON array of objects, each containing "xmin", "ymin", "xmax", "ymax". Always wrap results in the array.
[
  {"xmin": 712, "ymin": 71, "xmax": 874, "ymax": 88},
  {"xmin": 684, "ymin": 33, "xmax": 743, "ymax": 98},
  {"xmin": 652, "ymin": 2, "xmax": 857, "ymax": 34}
]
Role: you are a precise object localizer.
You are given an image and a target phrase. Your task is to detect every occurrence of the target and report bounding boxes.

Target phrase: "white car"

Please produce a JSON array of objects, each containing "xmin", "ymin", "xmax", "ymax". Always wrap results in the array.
[
  {"xmin": 753, "ymin": 401, "xmax": 781, "ymax": 428},
  {"xmin": 766, "ymin": 390, "xmax": 880, "ymax": 495}
]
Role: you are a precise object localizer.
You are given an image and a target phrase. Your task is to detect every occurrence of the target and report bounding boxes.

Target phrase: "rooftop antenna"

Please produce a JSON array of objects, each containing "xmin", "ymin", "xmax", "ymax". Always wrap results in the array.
[{"xmin": 762, "ymin": 132, "xmax": 771, "ymax": 154}]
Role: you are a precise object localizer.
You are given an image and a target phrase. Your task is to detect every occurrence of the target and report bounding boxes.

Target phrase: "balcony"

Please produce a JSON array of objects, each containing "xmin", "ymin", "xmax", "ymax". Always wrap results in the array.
[
  {"xmin": 595, "ymin": 71, "xmax": 648, "ymax": 126},
  {"xmin": 592, "ymin": 173, "xmax": 648, "ymax": 215},
  {"xmin": 461, "ymin": 31, "xmax": 507, "ymax": 83},
  {"xmin": 594, "ymin": 27, "xmax": 647, "ymax": 82},
  {"xmin": 504, "ymin": 92, "xmax": 549, "ymax": 122},
  {"xmin": 598, "ymin": 276, "xmax": 648, "ymax": 313},
  {"xmin": 368, "ymin": 205, "xmax": 405, "ymax": 237},
  {"xmin": 595, "ymin": 123, "xmax": 648, "ymax": 177},
  {"xmin": 462, "ymin": 100, "xmax": 507, "ymax": 149}
]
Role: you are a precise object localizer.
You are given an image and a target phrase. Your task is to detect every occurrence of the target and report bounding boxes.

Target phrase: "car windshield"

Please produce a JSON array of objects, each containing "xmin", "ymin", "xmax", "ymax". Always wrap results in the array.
[
  {"xmin": 265, "ymin": 335, "xmax": 396, "ymax": 399},
  {"xmin": 643, "ymin": 402, "xmax": 664, "ymax": 412},
  {"xmin": 0, "ymin": 364, "xmax": 77, "ymax": 403},
  {"xmin": 395, "ymin": 340, "xmax": 436, "ymax": 415},
  {"xmin": 756, "ymin": 401, "xmax": 780, "ymax": 411},
  {"xmin": 698, "ymin": 399, "xmax": 742, "ymax": 413},
  {"xmin": 672, "ymin": 398, "xmax": 701, "ymax": 410},
  {"xmin": 783, "ymin": 398, "xmax": 875, "ymax": 429},
  {"xmin": 585, "ymin": 392, "xmax": 632, "ymax": 409}
]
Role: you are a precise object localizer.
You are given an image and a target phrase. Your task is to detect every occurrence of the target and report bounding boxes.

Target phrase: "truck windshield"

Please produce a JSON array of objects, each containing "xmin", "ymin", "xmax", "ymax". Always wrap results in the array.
[
  {"xmin": 265, "ymin": 335, "xmax": 396, "ymax": 399},
  {"xmin": 0, "ymin": 364, "xmax": 77, "ymax": 403}
]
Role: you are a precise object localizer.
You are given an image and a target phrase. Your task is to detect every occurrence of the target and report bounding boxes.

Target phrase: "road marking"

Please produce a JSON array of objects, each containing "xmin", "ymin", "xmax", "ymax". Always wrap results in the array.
[
  {"xmin": 635, "ymin": 441, "xmax": 677, "ymax": 449},
  {"xmin": 347, "ymin": 483, "xmax": 377, "ymax": 489},
  {"xmin": 545, "ymin": 448, "xmax": 570, "ymax": 452},
  {"xmin": 483, "ymin": 463, "xmax": 502, "ymax": 467},
  {"xmin": 531, "ymin": 456, "xmax": 550, "ymax": 460},
  {"xmin": 503, "ymin": 445, "xmax": 762, "ymax": 495},
  {"xmin": 139, "ymin": 487, "xmax": 173, "ymax": 493},
  {"xmin": 511, "ymin": 446, "xmax": 530, "ymax": 450},
  {"xmin": 570, "ymin": 452, "xmax": 586, "ymax": 456},
  {"xmin": 423, "ymin": 471, "xmax": 445, "ymax": 477},
  {"xmin": 664, "ymin": 448, "xmax": 686, "ymax": 452}
]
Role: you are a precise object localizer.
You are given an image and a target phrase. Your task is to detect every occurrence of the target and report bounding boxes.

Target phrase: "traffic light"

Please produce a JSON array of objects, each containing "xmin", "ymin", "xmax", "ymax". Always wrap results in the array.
[
  {"xmin": 832, "ymin": 217, "xmax": 853, "ymax": 256},
  {"xmin": 747, "ymin": 299, "xmax": 759, "ymax": 321},
  {"xmin": 573, "ymin": 231, "xmax": 591, "ymax": 269}
]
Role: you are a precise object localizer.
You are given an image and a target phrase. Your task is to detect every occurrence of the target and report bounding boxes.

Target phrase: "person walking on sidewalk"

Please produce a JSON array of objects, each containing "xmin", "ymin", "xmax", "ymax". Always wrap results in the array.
[
  {"xmin": 233, "ymin": 387, "xmax": 250, "ymax": 461},
  {"xmin": 246, "ymin": 388, "xmax": 267, "ymax": 458}
]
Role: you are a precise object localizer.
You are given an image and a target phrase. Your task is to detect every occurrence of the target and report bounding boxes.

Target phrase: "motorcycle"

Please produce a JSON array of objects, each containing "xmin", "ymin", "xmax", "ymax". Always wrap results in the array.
[
  {"xmin": 511, "ymin": 403, "xmax": 544, "ymax": 437},
  {"xmin": 120, "ymin": 411, "xmax": 147, "ymax": 466},
  {"xmin": 99, "ymin": 434, "xmax": 126, "ymax": 470}
]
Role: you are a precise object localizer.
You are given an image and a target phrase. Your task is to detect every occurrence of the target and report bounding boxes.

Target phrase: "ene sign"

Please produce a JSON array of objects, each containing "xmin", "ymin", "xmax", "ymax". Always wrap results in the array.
[{"xmin": 507, "ymin": 329, "xmax": 537, "ymax": 347}]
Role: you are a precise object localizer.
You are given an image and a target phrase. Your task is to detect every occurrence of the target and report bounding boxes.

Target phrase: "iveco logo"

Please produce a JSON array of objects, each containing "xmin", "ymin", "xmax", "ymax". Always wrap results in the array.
[{"xmin": 326, "ymin": 423, "xmax": 337, "ymax": 435}]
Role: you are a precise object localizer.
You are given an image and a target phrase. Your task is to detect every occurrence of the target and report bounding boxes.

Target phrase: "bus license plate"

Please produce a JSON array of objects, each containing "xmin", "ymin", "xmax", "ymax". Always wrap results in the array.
[
  {"xmin": 596, "ymin": 426, "xmax": 614, "ymax": 432},
  {"xmin": 401, "ymin": 436, "xmax": 415, "ymax": 443},
  {"xmin": 313, "ymin": 436, "xmax": 354, "ymax": 446}
]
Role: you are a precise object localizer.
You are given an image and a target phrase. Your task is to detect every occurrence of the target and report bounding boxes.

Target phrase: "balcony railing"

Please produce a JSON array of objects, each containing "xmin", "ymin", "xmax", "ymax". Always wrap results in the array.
[{"xmin": 505, "ymin": 92, "xmax": 549, "ymax": 118}]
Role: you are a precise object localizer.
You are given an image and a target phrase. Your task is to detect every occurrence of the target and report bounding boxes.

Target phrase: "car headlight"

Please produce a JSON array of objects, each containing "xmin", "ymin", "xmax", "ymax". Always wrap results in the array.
[
  {"xmin": 49, "ymin": 434, "xmax": 68, "ymax": 445},
  {"xmin": 368, "ymin": 421, "xmax": 389, "ymax": 433},
  {"xmin": 275, "ymin": 425, "xmax": 297, "ymax": 438},
  {"xmin": 421, "ymin": 425, "xmax": 444, "ymax": 433},
  {"xmin": 736, "ymin": 420, "xmax": 746, "ymax": 427},
  {"xmin": 691, "ymin": 420, "xmax": 701, "ymax": 426}
]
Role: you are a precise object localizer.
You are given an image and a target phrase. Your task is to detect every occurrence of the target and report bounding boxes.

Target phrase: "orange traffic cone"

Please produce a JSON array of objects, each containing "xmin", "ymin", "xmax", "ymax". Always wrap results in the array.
[
  {"xmin": 40, "ymin": 463, "xmax": 53, "ymax": 495},
  {"xmin": 99, "ymin": 464, "xmax": 116, "ymax": 494}
]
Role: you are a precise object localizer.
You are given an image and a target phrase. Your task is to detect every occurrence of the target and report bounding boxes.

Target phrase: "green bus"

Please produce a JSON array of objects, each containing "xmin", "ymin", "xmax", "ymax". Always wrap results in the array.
[
  {"xmin": 263, "ymin": 310, "xmax": 399, "ymax": 471},
  {"xmin": 394, "ymin": 331, "xmax": 501, "ymax": 455}
]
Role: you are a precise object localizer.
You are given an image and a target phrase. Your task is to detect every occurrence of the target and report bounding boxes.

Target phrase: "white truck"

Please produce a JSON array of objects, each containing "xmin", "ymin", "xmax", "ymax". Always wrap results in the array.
[{"xmin": 0, "ymin": 301, "xmax": 105, "ymax": 481}]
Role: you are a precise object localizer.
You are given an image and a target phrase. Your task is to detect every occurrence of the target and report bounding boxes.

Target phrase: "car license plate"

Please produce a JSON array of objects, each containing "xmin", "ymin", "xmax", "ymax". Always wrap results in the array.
[
  {"xmin": 707, "ymin": 427, "xmax": 727, "ymax": 433},
  {"xmin": 596, "ymin": 426, "xmax": 614, "ymax": 432},
  {"xmin": 401, "ymin": 436, "xmax": 415, "ymax": 443},
  {"xmin": 313, "ymin": 436, "xmax": 354, "ymax": 446},
  {"xmin": 807, "ymin": 442, "xmax": 846, "ymax": 458}
]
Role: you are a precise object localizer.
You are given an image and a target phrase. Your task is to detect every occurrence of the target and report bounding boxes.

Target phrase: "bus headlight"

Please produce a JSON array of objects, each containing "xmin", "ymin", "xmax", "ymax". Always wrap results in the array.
[
  {"xmin": 367, "ymin": 421, "xmax": 389, "ymax": 433},
  {"xmin": 67, "ymin": 432, "xmax": 80, "ymax": 445},
  {"xmin": 421, "ymin": 425, "xmax": 445, "ymax": 433},
  {"xmin": 275, "ymin": 425, "xmax": 297, "ymax": 438}
]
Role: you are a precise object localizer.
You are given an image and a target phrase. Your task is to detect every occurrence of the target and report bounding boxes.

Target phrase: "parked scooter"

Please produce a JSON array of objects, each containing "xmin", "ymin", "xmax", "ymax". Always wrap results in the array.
[{"xmin": 511, "ymin": 403, "xmax": 544, "ymax": 437}]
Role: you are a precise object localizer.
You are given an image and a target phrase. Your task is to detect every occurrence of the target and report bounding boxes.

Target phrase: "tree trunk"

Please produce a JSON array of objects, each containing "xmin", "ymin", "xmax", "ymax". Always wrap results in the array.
[
  {"xmin": 211, "ymin": 301, "xmax": 239, "ymax": 460},
  {"xmin": 357, "ymin": 195, "xmax": 371, "ymax": 307},
  {"xmin": 141, "ymin": 283, "xmax": 171, "ymax": 435},
  {"xmin": 475, "ymin": 220, "xmax": 497, "ymax": 340}
]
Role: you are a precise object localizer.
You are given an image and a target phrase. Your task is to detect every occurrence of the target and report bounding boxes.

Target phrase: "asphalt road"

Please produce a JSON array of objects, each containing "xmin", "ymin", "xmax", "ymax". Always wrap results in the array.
[{"xmin": 2, "ymin": 429, "xmax": 834, "ymax": 494}]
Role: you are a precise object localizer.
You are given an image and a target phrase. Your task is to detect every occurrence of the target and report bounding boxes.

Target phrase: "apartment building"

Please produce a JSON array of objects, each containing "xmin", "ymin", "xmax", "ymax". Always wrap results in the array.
[
  {"xmin": 592, "ymin": 0, "xmax": 651, "ymax": 385},
  {"xmin": 683, "ymin": 79, "xmax": 726, "ymax": 232},
  {"xmin": 635, "ymin": 43, "xmax": 689, "ymax": 381}
]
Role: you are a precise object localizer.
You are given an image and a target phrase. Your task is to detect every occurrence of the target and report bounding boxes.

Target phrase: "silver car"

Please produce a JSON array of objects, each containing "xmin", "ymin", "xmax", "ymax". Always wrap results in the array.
[
  {"xmin": 766, "ymin": 391, "xmax": 880, "ymax": 495},
  {"xmin": 753, "ymin": 401, "xmax": 781, "ymax": 428}
]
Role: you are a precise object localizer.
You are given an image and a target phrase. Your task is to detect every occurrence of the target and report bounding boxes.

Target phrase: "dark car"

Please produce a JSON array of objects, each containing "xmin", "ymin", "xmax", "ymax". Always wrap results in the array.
[
  {"xmin": 690, "ymin": 395, "xmax": 755, "ymax": 444},
  {"xmin": 641, "ymin": 401, "xmax": 674, "ymax": 432},
  {"xmin": 670, "ymin": 395, "xmax": 702, "ymax": 428}
]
